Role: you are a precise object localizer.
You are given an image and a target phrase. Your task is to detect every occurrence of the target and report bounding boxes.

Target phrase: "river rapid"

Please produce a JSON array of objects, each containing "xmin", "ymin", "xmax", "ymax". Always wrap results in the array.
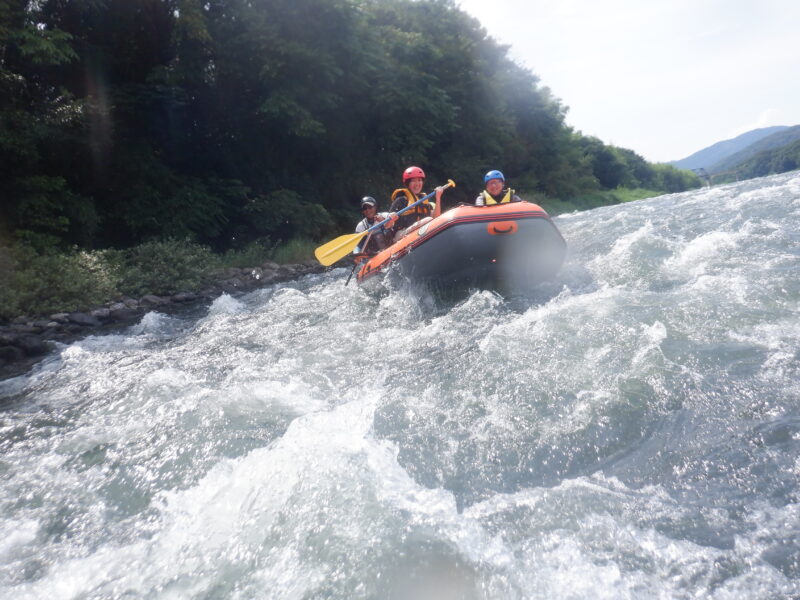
[{"xmin": 2, "ymin": 172, "xmax": 799, "ymax": 599}]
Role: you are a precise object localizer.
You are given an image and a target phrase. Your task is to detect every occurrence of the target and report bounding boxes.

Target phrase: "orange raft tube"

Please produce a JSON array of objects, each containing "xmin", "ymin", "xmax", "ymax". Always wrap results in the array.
[{"xmin": 356, "ymin": 201, "xmax": 566, "ymax": 293}]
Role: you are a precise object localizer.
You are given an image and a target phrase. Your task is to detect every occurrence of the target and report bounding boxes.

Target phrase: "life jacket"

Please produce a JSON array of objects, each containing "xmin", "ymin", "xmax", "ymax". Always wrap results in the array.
[
  {"xmin": 391, "ymin": 188, "xmax": 432, "ymax": 218},
  {"xmin": 358, "ymin": 216, "xmax": 389, "ymax": 253},
  {"xmin": 481, "ymin": 188, "xmax": 515, "ymax": 205}
]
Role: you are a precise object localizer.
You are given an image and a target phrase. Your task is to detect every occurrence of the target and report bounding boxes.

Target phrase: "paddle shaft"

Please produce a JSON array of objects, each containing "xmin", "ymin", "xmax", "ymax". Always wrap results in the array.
[{"xmin": 364, "ymin": 183, "xmax": 450, "ymax": 236}]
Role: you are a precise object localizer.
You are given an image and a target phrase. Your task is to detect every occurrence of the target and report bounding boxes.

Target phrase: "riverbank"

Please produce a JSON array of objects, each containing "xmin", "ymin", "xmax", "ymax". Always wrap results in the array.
[{"xmin": 0, "ymin": 259, "xmax": 326, "ymax": 381}]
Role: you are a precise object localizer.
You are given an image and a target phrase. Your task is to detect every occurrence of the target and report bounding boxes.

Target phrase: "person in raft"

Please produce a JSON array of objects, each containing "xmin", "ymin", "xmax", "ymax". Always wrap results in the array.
[
  {"xmin": 475, "ymin": 170, "xmax": 523, "ymax": 206},
  {"xmin": 354, "ymin": 196, "xmax": 396, "ymax": 254},
  {"xmin": 388, "ymin": 166, "xmax": 445, "ymax": 239}
]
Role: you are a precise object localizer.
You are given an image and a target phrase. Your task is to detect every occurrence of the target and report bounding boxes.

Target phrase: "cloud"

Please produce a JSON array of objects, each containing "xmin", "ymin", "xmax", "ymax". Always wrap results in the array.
[
  {"xmin": 726, "ymin": 109, "xmax": 783, "ymax": 139},
  {"xmin": 457, "ymin": 0, "xmax": 800, "ymax": 161}
]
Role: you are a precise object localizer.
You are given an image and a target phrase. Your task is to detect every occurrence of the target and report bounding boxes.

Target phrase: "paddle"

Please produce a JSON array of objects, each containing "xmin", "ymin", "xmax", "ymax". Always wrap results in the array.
[{"xmin": 314, "ymin": 179, "xmax": 455, "ymax": 266}]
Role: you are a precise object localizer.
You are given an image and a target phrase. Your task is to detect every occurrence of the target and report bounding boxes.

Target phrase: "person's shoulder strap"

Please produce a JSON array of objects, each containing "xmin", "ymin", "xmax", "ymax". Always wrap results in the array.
[{"xmin": 391, "ymin": 188, "xmax": 415, "ymax": 206}]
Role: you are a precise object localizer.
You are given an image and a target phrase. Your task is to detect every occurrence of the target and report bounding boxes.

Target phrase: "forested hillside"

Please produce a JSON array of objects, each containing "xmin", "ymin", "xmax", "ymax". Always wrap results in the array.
[
  {"xmin": 670, "ymin": 126, "xmax": 788, "ymax": 171},
  {"xmin": 707, "ymin": 125, "xmax": 800, "ymax": 174},
  {"xmin": 1, "ymin": 0, "xmax": 699, "ymax": 254},
  {"xmin": 712, "ymin": 139, "xmax": 800, "ymax": 184}
]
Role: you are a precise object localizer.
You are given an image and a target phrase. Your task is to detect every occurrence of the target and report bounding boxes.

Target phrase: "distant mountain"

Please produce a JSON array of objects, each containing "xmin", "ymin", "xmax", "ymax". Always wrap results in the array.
[
  {"xmin": 707, "ymin": 125, "xmax": 800, "ymax": 174},
  {"xmin": 670, "ymin": 126, "xmax": 789, "ymax": 171}
]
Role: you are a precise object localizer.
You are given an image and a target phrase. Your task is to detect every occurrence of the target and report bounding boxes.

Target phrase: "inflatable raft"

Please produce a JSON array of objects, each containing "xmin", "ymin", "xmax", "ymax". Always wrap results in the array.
[{"xmin": 356, "ymin": 201, "xmax": 566, "ymax": 293}]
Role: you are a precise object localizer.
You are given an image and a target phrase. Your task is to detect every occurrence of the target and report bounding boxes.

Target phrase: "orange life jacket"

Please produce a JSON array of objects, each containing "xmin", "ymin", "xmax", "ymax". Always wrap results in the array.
[{"xmin": 391, "ymin": 188, "xmax": 432, "ymax": 219}]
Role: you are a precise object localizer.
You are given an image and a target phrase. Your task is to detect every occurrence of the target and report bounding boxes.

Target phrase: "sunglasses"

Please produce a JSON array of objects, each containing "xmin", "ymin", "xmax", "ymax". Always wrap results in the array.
[{"xmin": 361, "ymin": 205, "xmax": 375, "ymax": 211}]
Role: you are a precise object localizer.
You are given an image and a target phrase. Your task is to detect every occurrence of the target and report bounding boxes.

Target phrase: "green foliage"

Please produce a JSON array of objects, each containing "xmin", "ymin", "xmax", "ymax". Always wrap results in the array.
[
  {"xmin": 0, "ymin": 245, "xmax": 119, "ymax": 320},
  {"xmin": 2, "ymin": 0, "xmax": 704, "ymax": 259},
  {"xmin": 0, "ymin": 239, "xmax": 224, "ymax": 319},
  {"xmin": 269, "ymin": 238, "xmax": 316, "ymax": 265},
  {"xmin": 111, "ymin": 239, "xmax": 219, "ymax": 297},
  {"xmin": 243, "ymin": 190, "xmax": 333, "ymax": 242},
  {"xmin": 576, "ymin": 137, "xmax": 701, "ymax": 193},
  {"xmin": 713, "ymin": 139, "xmax": 800, "ymax": 184},
  {"xmin": 9, "ymin": 176, "xmax": 98, "ymax": 251},
  {"xmin": 0, "ymin": 235, "xmax": 315, "ymax": 320},
  {"xmin": 650, "ymin": 163, "xmax": 702, "ymax": 192},
  {"xmin": 218, "ymin": 239, "xmax": 277, "ymax": 268},
  {"xmin": 11, "ymin": 21, "xmax": 77, "ymax": 66}
]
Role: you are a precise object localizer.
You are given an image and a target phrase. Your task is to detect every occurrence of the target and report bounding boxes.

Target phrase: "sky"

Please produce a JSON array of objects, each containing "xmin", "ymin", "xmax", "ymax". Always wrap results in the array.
[{"xmin": 456, "ymin": 0, "xmax": 800, "ymax": 162}]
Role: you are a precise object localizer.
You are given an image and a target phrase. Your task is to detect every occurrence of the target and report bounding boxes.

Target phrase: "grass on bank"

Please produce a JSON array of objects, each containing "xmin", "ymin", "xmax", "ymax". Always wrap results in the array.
[{"xmin": 0, "ymin": 238, "xmax": 317, "ymax": 321}]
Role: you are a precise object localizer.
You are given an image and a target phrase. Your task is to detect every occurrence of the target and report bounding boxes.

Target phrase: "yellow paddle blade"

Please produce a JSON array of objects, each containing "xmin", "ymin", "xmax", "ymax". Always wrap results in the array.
[{"xmin": 314, "ymin": 231, "xmax": 367, "ymax": 266}]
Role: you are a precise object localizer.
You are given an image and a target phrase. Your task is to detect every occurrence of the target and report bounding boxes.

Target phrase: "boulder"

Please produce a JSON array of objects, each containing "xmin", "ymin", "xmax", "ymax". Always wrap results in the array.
[
  {"xmin": 171, "ymin": 292, "xmax": 197, "ymax": 303},
  {"xmin": 0, "ymin": 345, "xmax": 24, "ymax": 362},
  {"xmin": 260, "ymin": 272, "xmax": 279, "ymax": 284},
  {"xmin": 140, "ymin": 294, "xmax": 167, "ymax": 307},
  {"xmin": 11, "ymin": 324, "xmax": 40, "ymax": 334},
  {"xmin": 109, "ymin": 307, "xmax": 139, "ymax": 322},
  {"xmin": 220, "ymin": 278, "xmax": 245, "ymax": 293},
  {"xmin": 90, "ymin": 308, "xmax": 111, "ymax": 320},
  {"xmin": 68, "ymin": 312, "xmax": 101, "ymax": 327},
  {"xmin": 13, "ymin": 335, "xmax": 50, "ymax": 357}
]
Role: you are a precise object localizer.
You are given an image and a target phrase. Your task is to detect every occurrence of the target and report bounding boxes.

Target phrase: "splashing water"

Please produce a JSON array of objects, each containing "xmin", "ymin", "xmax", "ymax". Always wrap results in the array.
[{"xmin": 2, "ymin": 172, "xmax": 800, "ymax": 599}]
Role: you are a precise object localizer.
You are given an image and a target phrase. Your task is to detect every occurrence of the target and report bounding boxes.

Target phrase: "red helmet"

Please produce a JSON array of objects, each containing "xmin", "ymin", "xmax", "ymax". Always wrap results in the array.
[{"xmin": 402, "ymin": 166, "xmax": 425, "ymax": 182}]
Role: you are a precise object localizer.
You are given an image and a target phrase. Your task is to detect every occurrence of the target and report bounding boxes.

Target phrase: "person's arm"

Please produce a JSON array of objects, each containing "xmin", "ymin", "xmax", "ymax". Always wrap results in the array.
[
  {"xmin": 475, "ymin": 194, "xmax": 485, "ymax": 206},
  {"xmin": 383, "ymin": 213, "xmax": 398, "ymax": 229},
  {"xmin": 431, "ymin": 186, "xmax": 444, "ymax": 218},
  {"xmin": 388, "ymin": 198, "xmax": 405, "ymax": 229}
]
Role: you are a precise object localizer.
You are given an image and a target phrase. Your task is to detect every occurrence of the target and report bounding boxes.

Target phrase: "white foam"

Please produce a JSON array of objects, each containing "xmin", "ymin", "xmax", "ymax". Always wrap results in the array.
[
  {"xmin": 663, "ymin": 230, "xmax": 742, "ymax": 277},
  {"xmin": 207, "ymin": 293, "xmax": 244, "ymax": 315},
  {"xmin": 0, "ymin": 519, "xmax": 38, "ymax": 562}
]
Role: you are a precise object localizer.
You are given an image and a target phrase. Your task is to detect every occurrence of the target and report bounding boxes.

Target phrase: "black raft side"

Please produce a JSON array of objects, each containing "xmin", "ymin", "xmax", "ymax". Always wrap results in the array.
[{"xmin": 389, "ymin": 213, "xmax": 566, "ymax": 291}]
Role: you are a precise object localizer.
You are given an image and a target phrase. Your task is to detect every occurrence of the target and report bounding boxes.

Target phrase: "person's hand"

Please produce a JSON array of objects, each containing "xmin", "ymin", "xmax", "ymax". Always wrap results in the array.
[
  {"xmin": 385, "ymin": 212, "xmax": 398, "ymax": 227},
  {"xmin": 434, "ymin": 186, "xmax": 444, "ymax": 202}
]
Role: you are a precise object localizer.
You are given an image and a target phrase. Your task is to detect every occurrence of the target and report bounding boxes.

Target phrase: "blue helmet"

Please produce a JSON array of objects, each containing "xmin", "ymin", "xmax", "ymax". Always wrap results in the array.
[{"xmin": 484, "ymin": 169, "xmax": 505, "ymax": 184}]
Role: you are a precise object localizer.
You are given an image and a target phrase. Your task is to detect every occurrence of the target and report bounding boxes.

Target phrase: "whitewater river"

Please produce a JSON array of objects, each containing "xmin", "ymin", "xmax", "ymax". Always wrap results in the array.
[{"xmin": 2, "ymin": 172, "xmax": 799, "ymax": 599}]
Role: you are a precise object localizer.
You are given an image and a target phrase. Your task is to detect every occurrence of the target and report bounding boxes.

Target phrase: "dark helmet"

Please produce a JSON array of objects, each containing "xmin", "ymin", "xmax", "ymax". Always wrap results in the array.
[
  {"xmin": 360, "ymin": 196, "xmax": 377, "ymax": 208},
  {"xmin": 484, "ymin": 169, "xmax": 505, "ymax": 184},
  {"xmin": 403, "ymin": 166, "xmax": 426, "ymax": 182}
]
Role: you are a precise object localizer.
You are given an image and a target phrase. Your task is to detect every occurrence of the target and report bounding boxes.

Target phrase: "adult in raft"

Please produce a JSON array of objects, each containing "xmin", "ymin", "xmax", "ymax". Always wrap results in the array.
[
  {"xmin": 475, "ymin": 170, "xmax": 522, "ymax": 205},
  {"xmin": 388, "ymin": 166, "xmax": 445, "ymax": 240},
  {"xmin": 354, "ymin": 196, "xmax": 396, "ymax": 254}
]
